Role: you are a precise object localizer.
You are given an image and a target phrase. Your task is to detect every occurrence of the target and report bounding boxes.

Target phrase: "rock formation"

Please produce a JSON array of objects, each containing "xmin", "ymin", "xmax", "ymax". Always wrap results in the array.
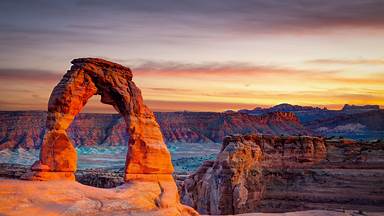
[
  {"xmin": 179, "ymin": 135, "xmax": 384, "ymax": 214},
  {"xmin": 180, "ymin": 135, "xmax": 265, "ymax": 215},
  {"xmin": 180, "ymin": 135, "xmax": 327, "ymax": 215},
  {"xmin": 20, "ymin": 58, "xmax": 196, "ymax": 215},
  {"xmin": 23, "ymin": 58, "xmax": 172, "ymax": 180}
]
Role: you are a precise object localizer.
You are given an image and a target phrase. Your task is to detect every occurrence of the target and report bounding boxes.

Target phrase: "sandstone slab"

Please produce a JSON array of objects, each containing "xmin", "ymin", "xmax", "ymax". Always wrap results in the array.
[{"xmin": 0, "ymin": 179, "xmax": 197, "ymax": 216}]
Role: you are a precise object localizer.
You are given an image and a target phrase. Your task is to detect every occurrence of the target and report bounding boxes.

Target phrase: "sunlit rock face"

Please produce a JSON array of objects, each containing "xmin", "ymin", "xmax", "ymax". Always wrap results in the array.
[
  {"xmin": 0, "ymin": 179, "xmax": 199, "ymax": 216},
  {"xmin": 180, "ymin": 134, "xmax": 327, "ymax": 215},
  {"xmin": 179, "ymin": 135, "xmax": 384, "ymax": 214},
  {"xmin": 24, "ymin": 58, "xmax": 173, "ymax": 180},
  {"xmin": 17, "ymin": 58, "xmax": 197, "ymax": 215},
  {"xmin": 180, "ymin": 135, "xmax": 265, "ymax": 215}
]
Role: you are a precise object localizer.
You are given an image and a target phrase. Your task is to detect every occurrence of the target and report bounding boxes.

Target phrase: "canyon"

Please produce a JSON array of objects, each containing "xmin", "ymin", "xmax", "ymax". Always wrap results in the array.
[
  {"xmin": 2, "ymin": 135, "xmax": 383, "ymax": 215},
  {"xmin": 179, "ymin": 135, "xmax": 384, "ymax": 215},
  {"xmin": 1, "ymin": 104, "xmax": 382, "ymax": 151},
  {"xmin": 0, "ymin": 110, "xmax": 309, "ymax": 150}
]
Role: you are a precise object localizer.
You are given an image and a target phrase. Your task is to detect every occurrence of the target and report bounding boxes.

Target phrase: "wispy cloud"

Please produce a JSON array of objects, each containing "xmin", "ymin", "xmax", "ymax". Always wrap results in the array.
[
  {"xmin": 0, "ymin": 0, "xmax": 383, "ymax": 112},
  {"xmin": 132, "ymin": 60, "xmax": 300, "ymax": 77},
  {"xmin": 0, "ymin": 68, "xmax": 60, "ymax": 82},
  {"xmin": 0, "ymin": 0, "xmax": 383, "ymax": 51},
  {"xmin": 74, "ymin": 0, "xmax": 384, "ymax": 32},
  {"xmin": 130, "ymin": 60, "xmax": 384, "ymax": 86},
  {"xmin": 308, "ymin": 58, "xmax": 384, "ymax": 65}
]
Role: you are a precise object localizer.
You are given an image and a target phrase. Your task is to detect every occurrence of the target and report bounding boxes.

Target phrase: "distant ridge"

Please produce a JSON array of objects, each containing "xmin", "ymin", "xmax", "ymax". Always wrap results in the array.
[
  {"xmin": 0, "ymin": 110, "xmax": 308, "ymax": 149},
  {"xmin": 235, "ymin": 103, "xmax": 383, "ymax": 140},
  {"xmin": 237, "ymin": 103, "xmax": 380, "ymax": 115},
  {"xmin": 342, "ymin": 104, "xmax": 380, "ymax": 111},
  {"xmin": 1, "ymin": 103, "xmax": 382, "ymax": 150}
]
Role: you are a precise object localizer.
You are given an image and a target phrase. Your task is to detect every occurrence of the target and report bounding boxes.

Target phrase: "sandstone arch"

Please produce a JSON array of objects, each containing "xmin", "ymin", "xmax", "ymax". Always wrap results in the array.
[{"xmin": 26, "ymin": 58, "xmax": 174, "ymax": 181}]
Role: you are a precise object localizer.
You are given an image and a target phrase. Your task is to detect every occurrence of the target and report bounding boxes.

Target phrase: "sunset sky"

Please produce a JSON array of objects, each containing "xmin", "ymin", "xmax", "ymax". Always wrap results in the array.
[{"xmin": 0, "ymin": 0, "xmax": 383, "ymax": 112}]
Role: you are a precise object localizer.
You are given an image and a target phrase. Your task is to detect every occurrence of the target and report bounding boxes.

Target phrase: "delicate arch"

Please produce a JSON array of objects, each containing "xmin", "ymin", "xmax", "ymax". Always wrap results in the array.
[{"xmin": 26, "ymin": 58, "xmax": 173, "ymax": 181}]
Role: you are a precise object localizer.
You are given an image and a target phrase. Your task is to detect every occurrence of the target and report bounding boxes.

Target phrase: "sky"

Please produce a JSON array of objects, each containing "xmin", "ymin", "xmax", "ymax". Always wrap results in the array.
[{"xmin": 0, "ymin": 0, "xmax": 383, "ymax": 112}]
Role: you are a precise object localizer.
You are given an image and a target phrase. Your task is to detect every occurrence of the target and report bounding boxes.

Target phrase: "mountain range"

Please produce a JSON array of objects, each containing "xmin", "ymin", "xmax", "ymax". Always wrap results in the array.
[
  {"xmin": 237, "ymin": 103, "xmax": 383, "ymax": 140},
  {"xmin": 0, "ymin": 104, "xmax": 382, "ymax": 149}
]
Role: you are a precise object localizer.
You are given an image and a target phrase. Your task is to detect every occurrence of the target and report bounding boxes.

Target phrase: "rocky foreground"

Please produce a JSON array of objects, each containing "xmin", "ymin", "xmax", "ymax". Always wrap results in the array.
[
  {"xmin": 0, "ymin": 178, "xmax": 198, "ymax": 216},
  {"xmin": 0, "ymin": 179, "xmax": 379, "ymax": 216},
  {"xmin": 2, "ymin": 136, "xmax": 384, "ymax": 215}
]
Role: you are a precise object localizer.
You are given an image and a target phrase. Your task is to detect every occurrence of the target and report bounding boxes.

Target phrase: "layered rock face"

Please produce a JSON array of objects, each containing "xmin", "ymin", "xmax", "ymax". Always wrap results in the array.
[
  {"xmin": 180, "ymin": 135, "xmax": 384, "ymax": 214},
  {"xmin": 306, "ymin": 109, "xmax": 384, "ymax": 140},
  {"xmin": 259, "ymin": 139, "xmax": 384, "ymax": 213},
  {"xmin": 0, "ymin": 110, "xmax": 310, "ymax": 150},
  {"xmin": 259, "ymin": 135, "xmax": 326, "ymax": 167},
  {"xmin": 238, "ymin": 103, "xmax": 384, "ymax": 140},
  {"xmin": 156, "ymin": 111, "xmax": 309, "ymax": 143},
  {"xmin": 180, "ymin": 135, "xmax": 265, "ymax": 214}
]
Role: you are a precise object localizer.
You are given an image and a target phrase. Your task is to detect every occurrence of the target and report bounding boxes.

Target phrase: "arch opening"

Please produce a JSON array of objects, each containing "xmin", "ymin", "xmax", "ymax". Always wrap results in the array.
[{"xmin": 80, "ymin": 95, "xmax": 118, "ymax": 114}]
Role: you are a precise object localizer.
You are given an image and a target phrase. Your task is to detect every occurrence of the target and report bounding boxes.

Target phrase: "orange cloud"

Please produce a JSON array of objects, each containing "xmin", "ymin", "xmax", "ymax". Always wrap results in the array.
[
  {"xmin": 308, "ymin": 58, "xmax": 384, "ymax": 65},
  {"xmin": 132, "ymin": 61, "xmax": 384, "ymax": 87},
  {"xmin": 0, "ymin": 61, "xmax": 383, "ymax": 112}
]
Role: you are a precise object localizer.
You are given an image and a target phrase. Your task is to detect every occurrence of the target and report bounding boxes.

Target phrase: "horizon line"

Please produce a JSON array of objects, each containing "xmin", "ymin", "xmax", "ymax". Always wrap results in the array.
[{"xmin": 0, "ymin": 102, "xmax": 382, "ymax": 114}]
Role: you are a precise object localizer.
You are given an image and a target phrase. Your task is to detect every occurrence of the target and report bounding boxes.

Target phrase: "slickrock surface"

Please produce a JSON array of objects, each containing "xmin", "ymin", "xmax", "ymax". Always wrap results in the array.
[
  {"xmin": 0, "ymin": 178, "xmax": 376, "ymax": 216},
  {"xmin": 179, "ymin": 135, "xmax": 384, "ymax": 215},
  {"xmin": 0, "ymin": 179, "xmax": 197, "ymax": 216}
]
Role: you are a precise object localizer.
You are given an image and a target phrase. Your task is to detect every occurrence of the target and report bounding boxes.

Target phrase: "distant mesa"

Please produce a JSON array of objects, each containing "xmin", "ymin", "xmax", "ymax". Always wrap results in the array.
[
  {"xmin": 342, "ymin": 104, "xmax": 380, "ymax": 111},
  {"xmin": 239, "ymin": 103, "xmax": 381, "ymax": 115},
  {"xmin": 234, "ymin": 103, "xmax": 384, "ymax": 140}
]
